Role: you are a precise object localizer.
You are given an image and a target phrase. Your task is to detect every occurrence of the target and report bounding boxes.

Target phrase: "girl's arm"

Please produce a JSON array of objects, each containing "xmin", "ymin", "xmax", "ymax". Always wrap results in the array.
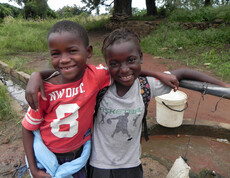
[
  {"xmin": 140, "ymin": 70, "xmax": 179, "ymax": 91},
  {"xmin": 171, "ymin": 68, "xmax": 230, "ymax": 87},
  {"xmin": 22, "ymin": 127, "xmax": 51, "ymax": 178},
  {"xmin": 25, "ymin": 70, "xmax": 55, "ymax": 110}
]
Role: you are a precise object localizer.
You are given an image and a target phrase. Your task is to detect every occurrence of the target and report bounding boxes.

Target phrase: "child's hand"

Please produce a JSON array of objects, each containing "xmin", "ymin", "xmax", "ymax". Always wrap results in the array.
[
  {"xmin": 159, "ymin": 73, "xmax": 179, "ymax": 91},
  {"xmin": 31, "ymin": 168, "xmax": 51, "ymax": 178},
  {"xmin": 25, "ymin": 72, "xmax": 47, "ymax": 111}
]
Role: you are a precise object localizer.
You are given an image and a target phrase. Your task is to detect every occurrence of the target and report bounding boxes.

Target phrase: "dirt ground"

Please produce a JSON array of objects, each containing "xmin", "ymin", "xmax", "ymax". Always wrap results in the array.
[{"xmin": 0, "ymin": 30, "xmax": 230, "ymax": 177}]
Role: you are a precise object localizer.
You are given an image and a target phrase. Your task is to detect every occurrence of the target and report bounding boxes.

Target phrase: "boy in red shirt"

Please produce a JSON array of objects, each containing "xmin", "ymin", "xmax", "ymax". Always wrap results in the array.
[{"xmin": 22, "ymin": 20, "xmax": 111, "ymax": 178}]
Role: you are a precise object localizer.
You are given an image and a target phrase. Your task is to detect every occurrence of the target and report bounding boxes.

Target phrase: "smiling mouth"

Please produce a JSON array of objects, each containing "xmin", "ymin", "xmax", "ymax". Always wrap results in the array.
[
  {"xmin": 119, "ymin": 75, "xmax": 132, "ymax": 81},
  {"xmin": 59, "ymin": 65, "xmax": 76, "ymax": 71}
]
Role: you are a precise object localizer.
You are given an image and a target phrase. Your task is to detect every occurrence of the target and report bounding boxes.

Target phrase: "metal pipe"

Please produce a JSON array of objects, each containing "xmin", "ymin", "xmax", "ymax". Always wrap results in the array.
[{"xmin": 179, "ymin": 80, "xmax": 230, "ymax": 99}]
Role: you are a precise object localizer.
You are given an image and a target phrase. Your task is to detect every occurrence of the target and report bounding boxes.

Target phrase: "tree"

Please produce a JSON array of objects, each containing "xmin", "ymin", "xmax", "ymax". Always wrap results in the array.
[
  {"xmin": 146, "ymin": 0, "xmax": 157, "ymax": 16},
  {"xmin": 0, "ymin": 3, "xmax": 21, "ymax": 18},
  {"xmin": 11, "ymin": 0, "xmax": 51, "ymax": 19},
  {"xmin": 0, "ymin": 4, "xmax": 13, "ymax": 18},
  {"xmin": 204, "ymin": 0, "xmax": 211, "ymax": 6},
  {"xmin": 23, "ymin": 0, "xmax": 48, "ymax": 19},
  {"xmin": 81, "ymin": 0, "xmax": 132, "ymax": 16},
  {"xmin": 114, "ymin": 0, "xmax": 132, "ymax": 15},
  {"xmin": 57, "ymin": 5, "xmax": 88, "ymax": 18}
]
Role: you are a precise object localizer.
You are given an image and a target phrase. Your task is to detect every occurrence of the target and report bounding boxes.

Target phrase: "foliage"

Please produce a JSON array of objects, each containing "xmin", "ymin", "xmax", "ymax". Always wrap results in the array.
[
  {"xmin": 141, "ymin": 23, "xmax": 230, "ymax": 80},
  {"xmin": 201, "ymin": 49, "xmax": 230, "ymax": 79},
  {"xmin": 0, "ymin": 15, "xmax": 109, "ymax": 72},
  {"xmin": 158, "ymin": 0, "xmax": 229, "ymax": 10},
  {"xmin": 23, "ymin": 0, "xmax": 49, "ymax": 19},
  {"xmin": 0, "ymin": 3, "xmax": 21, "ymax": 19},
  {"xmin": 81, "ymin": 0, "xmax": 112, "ymax": 14},
  {"xmin": 46, "ymin": 6, "xmax": 58, "ymax": 18},
  {"xmin": 56, "ymin": 5, "xmax": 89, "ymax": 18},
  {"xmin": 132, "ymin": 8, "xmax": 147, "ymax": 17},
  {"xmin": 0, "ymin": 5, "xmax": 229, "ymax": 80},
  {"xmin": 0, "ymin": 16, "xmax": 50, "ymax": 56},
  {"xmin": 168, "ymin": 5, "xmax": 230, "ymax": 22},
  {"xmin": 1, "ymin": 56, "xmax": 34, "ymax": 74},
  {"xmin": 11, "ymin": 0, "xmax": 56, "ymax": 19},
  {"xmin": 131, "ymin": 8, "xmax": 157, "ymax": 21},
  {"xmin": 0, "ymin": 86, "xmax": 18, "ymax": 121}
]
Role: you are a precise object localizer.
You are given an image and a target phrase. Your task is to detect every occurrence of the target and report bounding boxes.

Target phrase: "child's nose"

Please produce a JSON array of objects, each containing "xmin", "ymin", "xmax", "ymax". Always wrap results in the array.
[
  {"xmin": 60, "ymin": 54, "xmax": 70, "ymax": 63},
  {"xmin": 120, "ymin": 63, "xmax": 129, "ymax": 73}
]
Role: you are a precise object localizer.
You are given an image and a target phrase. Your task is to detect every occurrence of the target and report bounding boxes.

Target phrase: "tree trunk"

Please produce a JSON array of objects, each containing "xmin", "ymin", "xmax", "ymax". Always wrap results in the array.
[
  {"xmin": 146, "ymin": 0, "xmax": 157, "ymax": 16},
  {"xmin": 204, "ymin": 0, "xmax": 211, "ymax": 6},
  {"xmin": 114, "ymin": 0, "xmax": 132, "ymax": 16}
]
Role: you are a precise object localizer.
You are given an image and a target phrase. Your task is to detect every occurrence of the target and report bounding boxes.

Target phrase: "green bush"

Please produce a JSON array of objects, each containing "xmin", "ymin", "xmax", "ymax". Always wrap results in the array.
[
  {"xmin": 0, "ymin": 3, "xmax": 21, "ymax": 19},
  {"xmin": 169, "ymin": 6, "xmax": 230, "ymax": 22}
]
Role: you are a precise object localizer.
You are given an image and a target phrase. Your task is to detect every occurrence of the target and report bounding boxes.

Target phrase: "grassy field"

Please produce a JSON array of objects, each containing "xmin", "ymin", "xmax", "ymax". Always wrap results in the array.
[
  {"xmin": 141, "ymin": 23, "xmax": 230, "ymax": 80},
  {"xmin": 0, "ymin": 7, "xmax": 229, "ymax": 80}
]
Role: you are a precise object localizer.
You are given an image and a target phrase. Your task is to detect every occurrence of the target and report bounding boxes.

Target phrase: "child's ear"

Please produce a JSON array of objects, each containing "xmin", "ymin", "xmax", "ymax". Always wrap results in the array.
[
  {"xmin": 140, "ymin": 52, "xmax": 143, "ymax": 58},
  {"xmin": 87, "ymin": 45, "xmax": 93, "ymax": 58}
]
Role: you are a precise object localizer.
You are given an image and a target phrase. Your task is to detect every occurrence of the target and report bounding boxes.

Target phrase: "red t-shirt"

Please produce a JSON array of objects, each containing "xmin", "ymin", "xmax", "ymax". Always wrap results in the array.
[{"xmin": 22, "ymin": 64, "xmax": 111, "ymax": 153}]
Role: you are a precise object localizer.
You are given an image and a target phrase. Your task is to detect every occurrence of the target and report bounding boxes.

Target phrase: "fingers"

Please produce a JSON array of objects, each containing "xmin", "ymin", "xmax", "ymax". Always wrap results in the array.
[
  {"xmin": 25, "ymin": 72, "xmax": 45, "ymax": 111},
  {"xmin": 168, "ymin": 82, "xmax": 177, "ymax": 92},
  {"xmin": 174, "ymin": 80, "xmax": 179, "ymax": 91},
  {"xmin": 25, "ymin": 90, "xmax": 37, "ymax": 111},
  {"xmin": 32, "ymin": 93, "xmax": 39, "ymax": 111},
  {"xmin": 40, "ymin": 84, "xmax": 47, "ymax": 101}
]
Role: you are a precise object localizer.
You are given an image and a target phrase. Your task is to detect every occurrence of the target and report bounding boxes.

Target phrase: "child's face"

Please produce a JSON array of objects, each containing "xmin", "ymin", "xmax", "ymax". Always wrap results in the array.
[
  {"xmin": 105, "ymin": 40, "xmax": 142, "ymax": 88},
  {"xmin": 48, "ymin": 31, "xmax": 92, "ymax": 84}
]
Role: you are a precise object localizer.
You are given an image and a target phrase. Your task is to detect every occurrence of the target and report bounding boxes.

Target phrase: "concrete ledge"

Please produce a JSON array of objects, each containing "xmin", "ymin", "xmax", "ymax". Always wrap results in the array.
[
  {"xmin": 147, "ymin": 118, "xmax": 230, "ymax": 140},
  {"xmin": 0, "ymin": 61, "xmax": 30, "ymax": 85}
]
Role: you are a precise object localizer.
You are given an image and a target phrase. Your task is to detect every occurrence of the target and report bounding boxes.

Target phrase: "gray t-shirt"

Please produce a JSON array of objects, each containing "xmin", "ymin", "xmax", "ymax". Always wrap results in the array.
[{"xmin": 90, "ymin": 76, "xmax": 171, "ymax": 169}]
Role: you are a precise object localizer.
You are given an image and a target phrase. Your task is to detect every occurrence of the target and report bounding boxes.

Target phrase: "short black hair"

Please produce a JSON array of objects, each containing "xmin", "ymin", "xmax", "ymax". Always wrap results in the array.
[
  {"xmin": 48, "ymin": 20, "xmax": 89, "ymax": 47},
  {"xmin": 102, "ymin": 28, "xmax": 142, "ymax": 58}
]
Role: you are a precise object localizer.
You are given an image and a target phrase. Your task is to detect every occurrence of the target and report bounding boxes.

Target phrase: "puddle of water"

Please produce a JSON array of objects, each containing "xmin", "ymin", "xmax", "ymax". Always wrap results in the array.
[{"xmin": 0, "ymin": 71, "xmax": 28, "ymax": 110}]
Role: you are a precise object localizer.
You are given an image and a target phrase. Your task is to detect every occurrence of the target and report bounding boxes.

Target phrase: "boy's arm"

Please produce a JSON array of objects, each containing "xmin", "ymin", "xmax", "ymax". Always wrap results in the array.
[
  {"xmin": 171, "ymin": 68, "xmax": 230, "ymax": 87},
  {"xmin": 25, "ymin": 70, "xmax": 55, "ymax": 110},
  {"xmin": 22, "ymin": 127, "xmax": 51, "ymax": 178},
  {"xmin": 140, "ymin": 70, "xmax": 179, "ymax": 91}
]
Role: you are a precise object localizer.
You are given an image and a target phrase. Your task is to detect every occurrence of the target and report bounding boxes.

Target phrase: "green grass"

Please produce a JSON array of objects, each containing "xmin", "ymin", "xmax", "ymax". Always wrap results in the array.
[
  {"xmin": 141, "ymin": 23, "xmax": 230, "ymax": 80},
  {"xmin": 0, "ymin": 85, "xmax": 19, "ymax": 121},
  {"xmin": 0, "ymin": 15, "xmax": 109, "ymax": 54},
  {"xmin": 168, "ymin": 5, "xmax": 230, "ymax": 22},
  {"xmin": 0, "ymin": 7, "xmax": 229, "ymax": 81},
  {"xmin": 0, "ymin": 15, "xmax": 109, "ymax": 72}
]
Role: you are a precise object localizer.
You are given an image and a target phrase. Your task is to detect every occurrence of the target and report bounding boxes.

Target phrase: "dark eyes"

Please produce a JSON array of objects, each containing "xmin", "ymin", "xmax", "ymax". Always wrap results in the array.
[
  {"xmin": 128, "ymin": 58, "xmax": 136, "ymax": 63},
  {"xmin": 50, "ymin": 49, "xmax": 78, "ymax": 57},
  {"xmin": 69, "ymin": 49, "xmax": 78, "ymax": 54},
  {"xmin": 51, "ymin": 52, "xmax": 60, "ymax": 57},
  {"xmin": 109, "ymin": 62, "xmax": 119, "ymax": 67},
  {"xmin": 109, "ymin": 58, "xmax": 137, "ymax": 67}
]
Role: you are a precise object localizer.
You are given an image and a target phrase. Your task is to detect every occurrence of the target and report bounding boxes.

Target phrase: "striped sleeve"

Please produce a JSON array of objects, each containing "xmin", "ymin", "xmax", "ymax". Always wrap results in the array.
[{"xmin": 22, "ymin": 107, "xmax": 44, "ymax": 131}]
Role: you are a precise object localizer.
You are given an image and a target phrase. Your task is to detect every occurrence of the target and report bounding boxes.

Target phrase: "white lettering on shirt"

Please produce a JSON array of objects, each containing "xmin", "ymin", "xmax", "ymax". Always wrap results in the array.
[{"xmin": 48, "ymin": 82, "xmax": 85, "ymax": 101}]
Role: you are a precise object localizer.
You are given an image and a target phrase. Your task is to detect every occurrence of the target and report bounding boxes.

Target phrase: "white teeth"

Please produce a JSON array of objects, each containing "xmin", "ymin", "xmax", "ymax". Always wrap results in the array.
[
  {"xmin": 61, "ymin": 66, "xmax": 73, "ymax": 70},
  {"xmin": 120, "ymin": 75, "xmax": 132, "ymax": 80}
]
